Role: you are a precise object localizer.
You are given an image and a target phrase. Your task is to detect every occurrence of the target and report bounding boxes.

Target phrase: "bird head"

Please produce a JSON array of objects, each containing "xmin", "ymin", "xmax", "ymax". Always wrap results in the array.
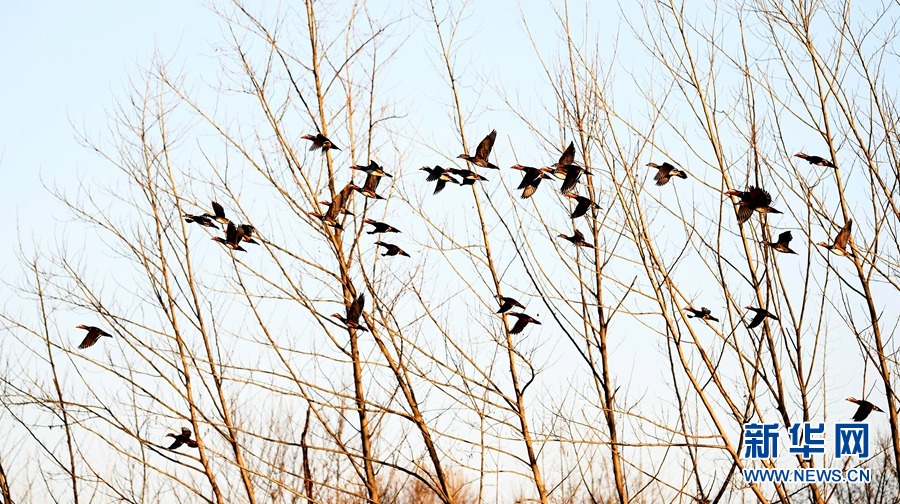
[
  {"xmin": 301, "ymin": 134, "xmax": 315, "ymax": 141},
  {"xmin": 846, "ymin": 397, "xmax": 860, "ymax": 404},
  {"xmin": 362, "ymin": 219, "xmax": 375, "ymax": 225},
  {"xmin": 166, "ymin": 433, "xmax": 176, "ymax": 438},
  {"xmin": 563, "ymin": 193, "xmax": 580, "ymax": 201},
  {"xmin": 456, "ymin": 154, "xmax": 467, "ymax": 160},
  {"xmin": 724, "ymin": 190, "xmax": 742, "ymax": 197},
  {"xmin": 330, "ymin": 313, "xmax": 343, "ymax": 321},
  {"xmin": 646, "ymin": 162, "xmax": 660, "ymax": 168},
  {"xmin": 76, "ymin": 324, "xmax": 89, "ymax": 330},
  {"xmin": 794, "ymin": 152, "xmax": 807, "ymax": 159},
  {"xmin": 816, "ymin": 241, "xmax": 830, "ymax": 249},
  {"xmin": 510, "ymin": 164, "xmax": 526, "ymax": 171},
  {"xmin": 743, "ymin": 305, "xmax": 754, "ymax": 311}
]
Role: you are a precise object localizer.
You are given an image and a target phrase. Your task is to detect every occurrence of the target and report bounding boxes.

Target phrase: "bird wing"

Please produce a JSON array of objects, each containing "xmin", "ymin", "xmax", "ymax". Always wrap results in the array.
[
  {"xmin": 434, "ymin": 179, "xmax": 448, "ymax": 195},
  {"xmin": 736, "ymin": 204, "xmax": 753, "ymax": 225},
  {"xmin": 78, "ymin": 329, "xmax": 101, "ymax": 349},
  {"xmin": 560, "ymin": 167, "xmax": 581, "ymax": 194},
  {"xmin": 571, "ymin": 199, "xmax": 590, "ymax": 219},
  {"xmin": 425, "ymin": 167, "xmax": 441, "ymax": 182},
  {"xmin": 225, "ymin": 222, "xmax": 239, "ymax": 243},
  {"xmin": 475, "ymin": 130, "xmax": 497, "ymax": 160},
  {"xmin": 510, "ymin": 317, "xmax": 527, "ymax": 334},
  {"xmin": 852, "ymin": 404, "xmax": 868, "ymax": 422},
  {"xmin": 364, "ymin": 173, "xmax": 380, "ymax": 193},
  {"xmin": 182, "ymin": 427, "xmax": 192, "ymax": 438},
  {"xmin": 558, "ymin": 141, "xmax": 575, "ymax": 166},
  {"xmin": 573, "ymin": 229, "xmax": 585, "ymax": 242},
  {"xmin": 747, "ymin": 309, "xmax": 766, "ymax": 329},
  {"xmin": 834, "ymin": 219, "xmax": 853, "ymax": 249},
  {"xmin": 167, "ymin": 438, "xmax": 184, "ymax": 450},
  {"xmin": 748, "ymin": 186, "xmax": 772, "ymax": 207},
  {"xmin": 778, "ymin": 231, "xmax": 793, "ymax": 245},
  {"xmin": 212, "ymin": 201, "xmax": 226, "ymax": 220},
  {"xmin": 348, "ymin": 293, "xmax": 365, "ymax": 323},
  {"xmin": 654, "ymin": 167, "xmax": 670, "ymax": 186}
]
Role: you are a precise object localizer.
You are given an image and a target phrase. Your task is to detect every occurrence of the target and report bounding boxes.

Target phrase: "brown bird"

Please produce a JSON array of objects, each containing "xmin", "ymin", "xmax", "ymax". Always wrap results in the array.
[
  {"xmin": 745, "ymin": 306, "xmax": 778, "ymax": 329},
  {"xmin": 724, "ymin": 186, "xmax": 782, "ymax": 225},
  {"xmin": 420, "ymin": 166, "xmax": 460, "ymax": 194},
  {"xmin": 352, "ymin": 173, "xmax": 386, "ymax": 200},
  {"xmin": 846, "ymin": 397, "xmax": 884, "ymax": 422},
  {"xmin": 558, "ymin": 229, "xmax": 594, "ymax": 248},
  {"xmin": 350, "ymin": 160, "xmax": 392, "ymax": 178},
  {"xmin": 309, "ymin": 184, "xmax": 355, "ymax": 229},
  {"xmin": 647, "ymin": 162, "xmax": 688, "ymax": 186},
  {"xmin": 212, "ymin": 222, "xmax": 247, "ymax": 252},
  {"xmin": 363, "ymin": 219, "xmax": 401, "ymax": 234},
  {"xmin": 507, "ymin": 312, "xmax": 541, "ymax": 334},
  {"xmin": 76, "ymin": 324, "xmax": 112, "ymax": 349},
  {"xmin": 448, "ymin": 168, "xmax": 488, "ymax": 186},
  {"xmin": 684, "ymin": 307, "xmax": 719, "ymax": 322},
  {"xmin": 183, "ymin": 213, "xmax": 218, "ymax": 229},
  {"xmin": 238, "ymin": 224, "xmax": 259, "ymax": 245},
  {"xmin": 496, "ymin": 295, "xmax": 525, "ymax": 314},
  {"xmin": 794, "ymin": 152, "xmax": 836, "ymax": 168},
  {"xmin": 564, "ymin": 193, "xmax": 599, "ymax": 219},
  {"xmin": 166, "ymin": 427, "xmax": 199, "ymax": 450},
  {"xmin": 332, "ymin": 293, "xmax": 368, "ymax": 332},
  {"xmin": 207, "ymin": 201, "xmax": 230, "ymax": 226},
  {"xmin": 551, "ymin": 142, "xmax": 591, "ymax": 194},
  {"xmin": 318, "ymin": 200, "xmax": 354, "ymax": 216},
  {"xmin": 374, "ymin": 241, "xmax": 410, "ymax": 257},
  {"xmin": 817, "ymin": 220, "xmax": 853, "ymax": 257},
  {"xmin": 764, "ymin": 231, "xmax": 797, "ymax": 254},
  {"xmin": 511, "ymin": 165, "xmax": 550, "ymax": 199},
  {"xmin": 458, "ymin": 129, "xmax": 499, "ymax": 169},
  {"xmin": 301, "ymin": 133, "xmax": 340, "ymax": 152}
]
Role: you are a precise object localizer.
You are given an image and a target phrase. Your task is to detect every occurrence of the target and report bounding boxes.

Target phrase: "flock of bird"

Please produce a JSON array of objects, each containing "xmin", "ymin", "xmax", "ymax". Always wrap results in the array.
[{"xmin": 71, "ymin": 129, "xmax": 879, "ymax": 451}]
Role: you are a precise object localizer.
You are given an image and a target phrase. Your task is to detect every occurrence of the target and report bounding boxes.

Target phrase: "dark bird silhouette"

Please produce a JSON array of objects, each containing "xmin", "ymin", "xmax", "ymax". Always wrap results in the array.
[
  {"xmin": 207, "ymin": 201, "xmax": 230, "ymax": 226},
  {"xmin": 363, "ymin": 219, "xmax": 400, "ymax": 234},
  {"xmin": 496, "ymin": 295, "xmax": 525, "ymax": 314},
  {"xmin": 350, "ymin": 160, "xmax": 392, "ymax": 178},
  {"xmin": 166, "ymin": 427, "xmax": 199, "ymax": 450},
  {"xmin": 458, "ymin": 129, "xmax": 499, "ymax": 169},
  {"xmin": 374, "ymin": 241, "xmax": 410, "ymax": 257},
  {"xmin": 76, "ymin": 324, "xmax": 112, "ymax": 349},
  {"xmin": 818, "ymin": 220, "xmax": 853, "ymax": 257},
  {"xmin": 647, "ymin": 162, "xmax": 688, "ymax": 186},
  {"xmin": 238, "ymin": 224, "xmax": 259, "ymax": 245},
  {"xmin": 558, "ymin": 229, "xmax": 594, "ymax": 248},
  {"xmin": 352, "ymin": 173, "xmax": 386, "ymax": 200},
  {"xmin": 550, "ymin": 142, "xmax": 591, "ymax": 194},
  {"xmin": 724, "ymin": 186, "xmax": 782, "ymax": 225},
  {"xmin": 745, "ymin": 306, "xmax": 778, "ymax": 329},
  {"xmin": 420, "ymin": 166, "xmax": 459, "ymax": 194},
  {"xmin": 448, "ymin": 168, "xmax": 488, "ymax": 186},
  {"xmin": 511, "ymin": 165, "xmax": 549, "ymax": 199},
  {"xmin": 301, "ymin": 133, "xmax": 340, "ymax": 152},
  {"xmin": 211, "ymin": 222, "xmax": 247, "ymax": 252},
  {"xmin": 309, "ymin": 184, "xmax": 354, "ymax": 229},
  {"xmin": 564, "ymin": 193, "xmax": 599, "ymax": 219},
  {"xmin": 847, "ymin": 397, "xmax": 884, "ymax": 422},
  {"xmin": 765, "ymin": 231, "xmax": 797, "ymax": 254},
  {"xmin": 507, "ymin": 312, "xmax": 541, "ymax": 334},
  {"xmin": 794, "ymin": 152, "xmax": 836, "ymax": 168},
  {"xmin": 332, "ymin": 293, "xmax": 368, "ymax": 332},
  {"xmin": 183, "ymin": 213, "xmax": 218, "ymax": 229},
  {"xmin": 318, "ymin": 200, "xmax": 354, "ymax": 216},
  {"xmin": 684, "ymin": 307, "xmax": 719, "ymax": 322}
]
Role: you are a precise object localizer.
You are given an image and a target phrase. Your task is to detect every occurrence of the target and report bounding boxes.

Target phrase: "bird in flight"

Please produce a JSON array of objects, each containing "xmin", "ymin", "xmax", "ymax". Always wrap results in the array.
[
  {"xmin": 684, "ymin": 307, "xmax": 719, "ymax": 322},
  {"xmin": 724, "ymin": 186, "xmax": 782, "ymax": 225},
  {"xmin": 846, "ymin": 397, "xmax": 883, "ymax": 422},
  {"xmin": 166, "ymin": 427, "xmax": 199, "ymax": 450},
  {"xmin": 212, "ymin": 222, "xmax": 248, "ymax": 252},
  {"xmin": 76, "ymin": 325, "xmax": 112, "ymax": 349},
  {"xmin": 511, "ymin": 165, "xmax": 550, "ymax": 199},
  {"xmin": 794, "ymin": 152, "xmax": 836, "ymax": 168},
  {"xmin": 458, "ymin": 130, "xmax": 499, "ymax": 169},
  {"xmin": 332, "ymin": 293, "xmax": 368, "ymax": 332},
  {"xmin": 817, "ymin": 220, "xmax": 853, "ymax": 257},
  {"xmin": 301, "ymin": 133, "xmax": 340, "ymax": 152},
  {"xmin": 506, "ymin": 312, "xmax": 541, "ymax": 334},
  {"xmin": 374, "ymin": 241, "xmax": 410, "ymax": 257},
  {"xmin": 496, "ymin": 295, "xmax": 525, "ymax": 314},
  {"xmin": 744, "ymin": 306, "xmax": 778, "ymax": 329},
  {"xmin": 764, "ymin": 231, "xmax": 797, "ymax": 254},
  {"xmin": 564, "ymin": 193, "xmax": 600, "ymax": 219},
  {"xmin": 647, "ymin": 162, "xmax": 688, "ymax": 186},
  {"xmin": 558, "ymin": 229, "xmax": 594, "ymax": 248}
]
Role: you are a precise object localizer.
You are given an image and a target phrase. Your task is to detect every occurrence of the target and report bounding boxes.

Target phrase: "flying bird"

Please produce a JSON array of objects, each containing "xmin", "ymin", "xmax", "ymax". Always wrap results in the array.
[
  {"xmin": 458, "ymin": 129, "xmax": 499, "ymax": 169},
  {"xmin": 558, "ymin": 229, "xmax": 594, "ymax": 248},
  {"xmin": 76, "ymin": 324, "xmax": 112, "ymax": 349},
  {"xmin": 183, "ymin": 213, "xmax": 218, "ymax": 229},
  {"xmin": 237, "ymin": 224, "xmax": 259, "ymax": 245},
  {"xmin": 744, "ymin": 306, "xmax": 778, "ymax": 329},
  {"xmin": 550, "ymin": 142, "xmax": 591, "ymax": 194},
  {"xmin": 794, "ymin": 152, "xmax": 836, "ymax": 168},
  {"xmin": 684, "ymin": 307, "xmax": 719, "ymax": 322},
  {"xmin": 846, "ymin": 397, "xmax": 884, "ymax": 422},
  {"xmin": 301, "ymin": 133, "xmax": 340, "ymax": 152},
  {"xmin": 309, "ymin": 184, "xmax": 354, "ymax": 229},
  {"xmin": 724, "ymin": 186, "xmax": 782, "ymax": 225},
  {"xmin": 647, "ymin": 162, "xmax": 688, "ymax": 186},
  {"xmin": 448, "ymin": 168, "xmax": 488, "ymax": 186},
  {"xmin": 166, "ymin": 427, "xmax": 199, "ymax": 450},
  {"xmin": 352, "ymin": 173, "xmax": 386, "ymax": 200},
  {"xmin": 332, "ymin": 293, "xmax": 368, "ymax": 332},
  {"xmin": 507, "ymin": 312, "xmax": 541, "ymax": 334},
  {"xmin": 207, "ymin": 201, "xmax": 230, "ymax": 226},
  {"xmin": 211, "ymin": 222, "xmax": 248, "ymax": 252},
  {"xmin": 496, "ymin": 295, "xmax": 525, "ymax": 314},
  {"xmin": 564, "ymin": 193, "xmax": 600, "ymax": 219},
  {"xmin": 374, "ymin": 241, "xmax": 410, "ymax": 257},
  {"xmin": 420, "ymin": 166, "xmax": 459, "ymax": 194},
  {"xmin": 817, "ymin": 220, "xmax": 853, "ymax": 257},
  {"xmin": 764, "ymin": 231, "xmax": 797, "ymax": 254},
  {"xmin": 511, "ymin": 165, "xmax": 550, "ymax": 199},
  {"xmin": 363, "ymin": 219, "xmax": 401, "ymax": 234},
  {"xmin": 350, "ymin": 160, "xmax": 392, "ymax": 178}
]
